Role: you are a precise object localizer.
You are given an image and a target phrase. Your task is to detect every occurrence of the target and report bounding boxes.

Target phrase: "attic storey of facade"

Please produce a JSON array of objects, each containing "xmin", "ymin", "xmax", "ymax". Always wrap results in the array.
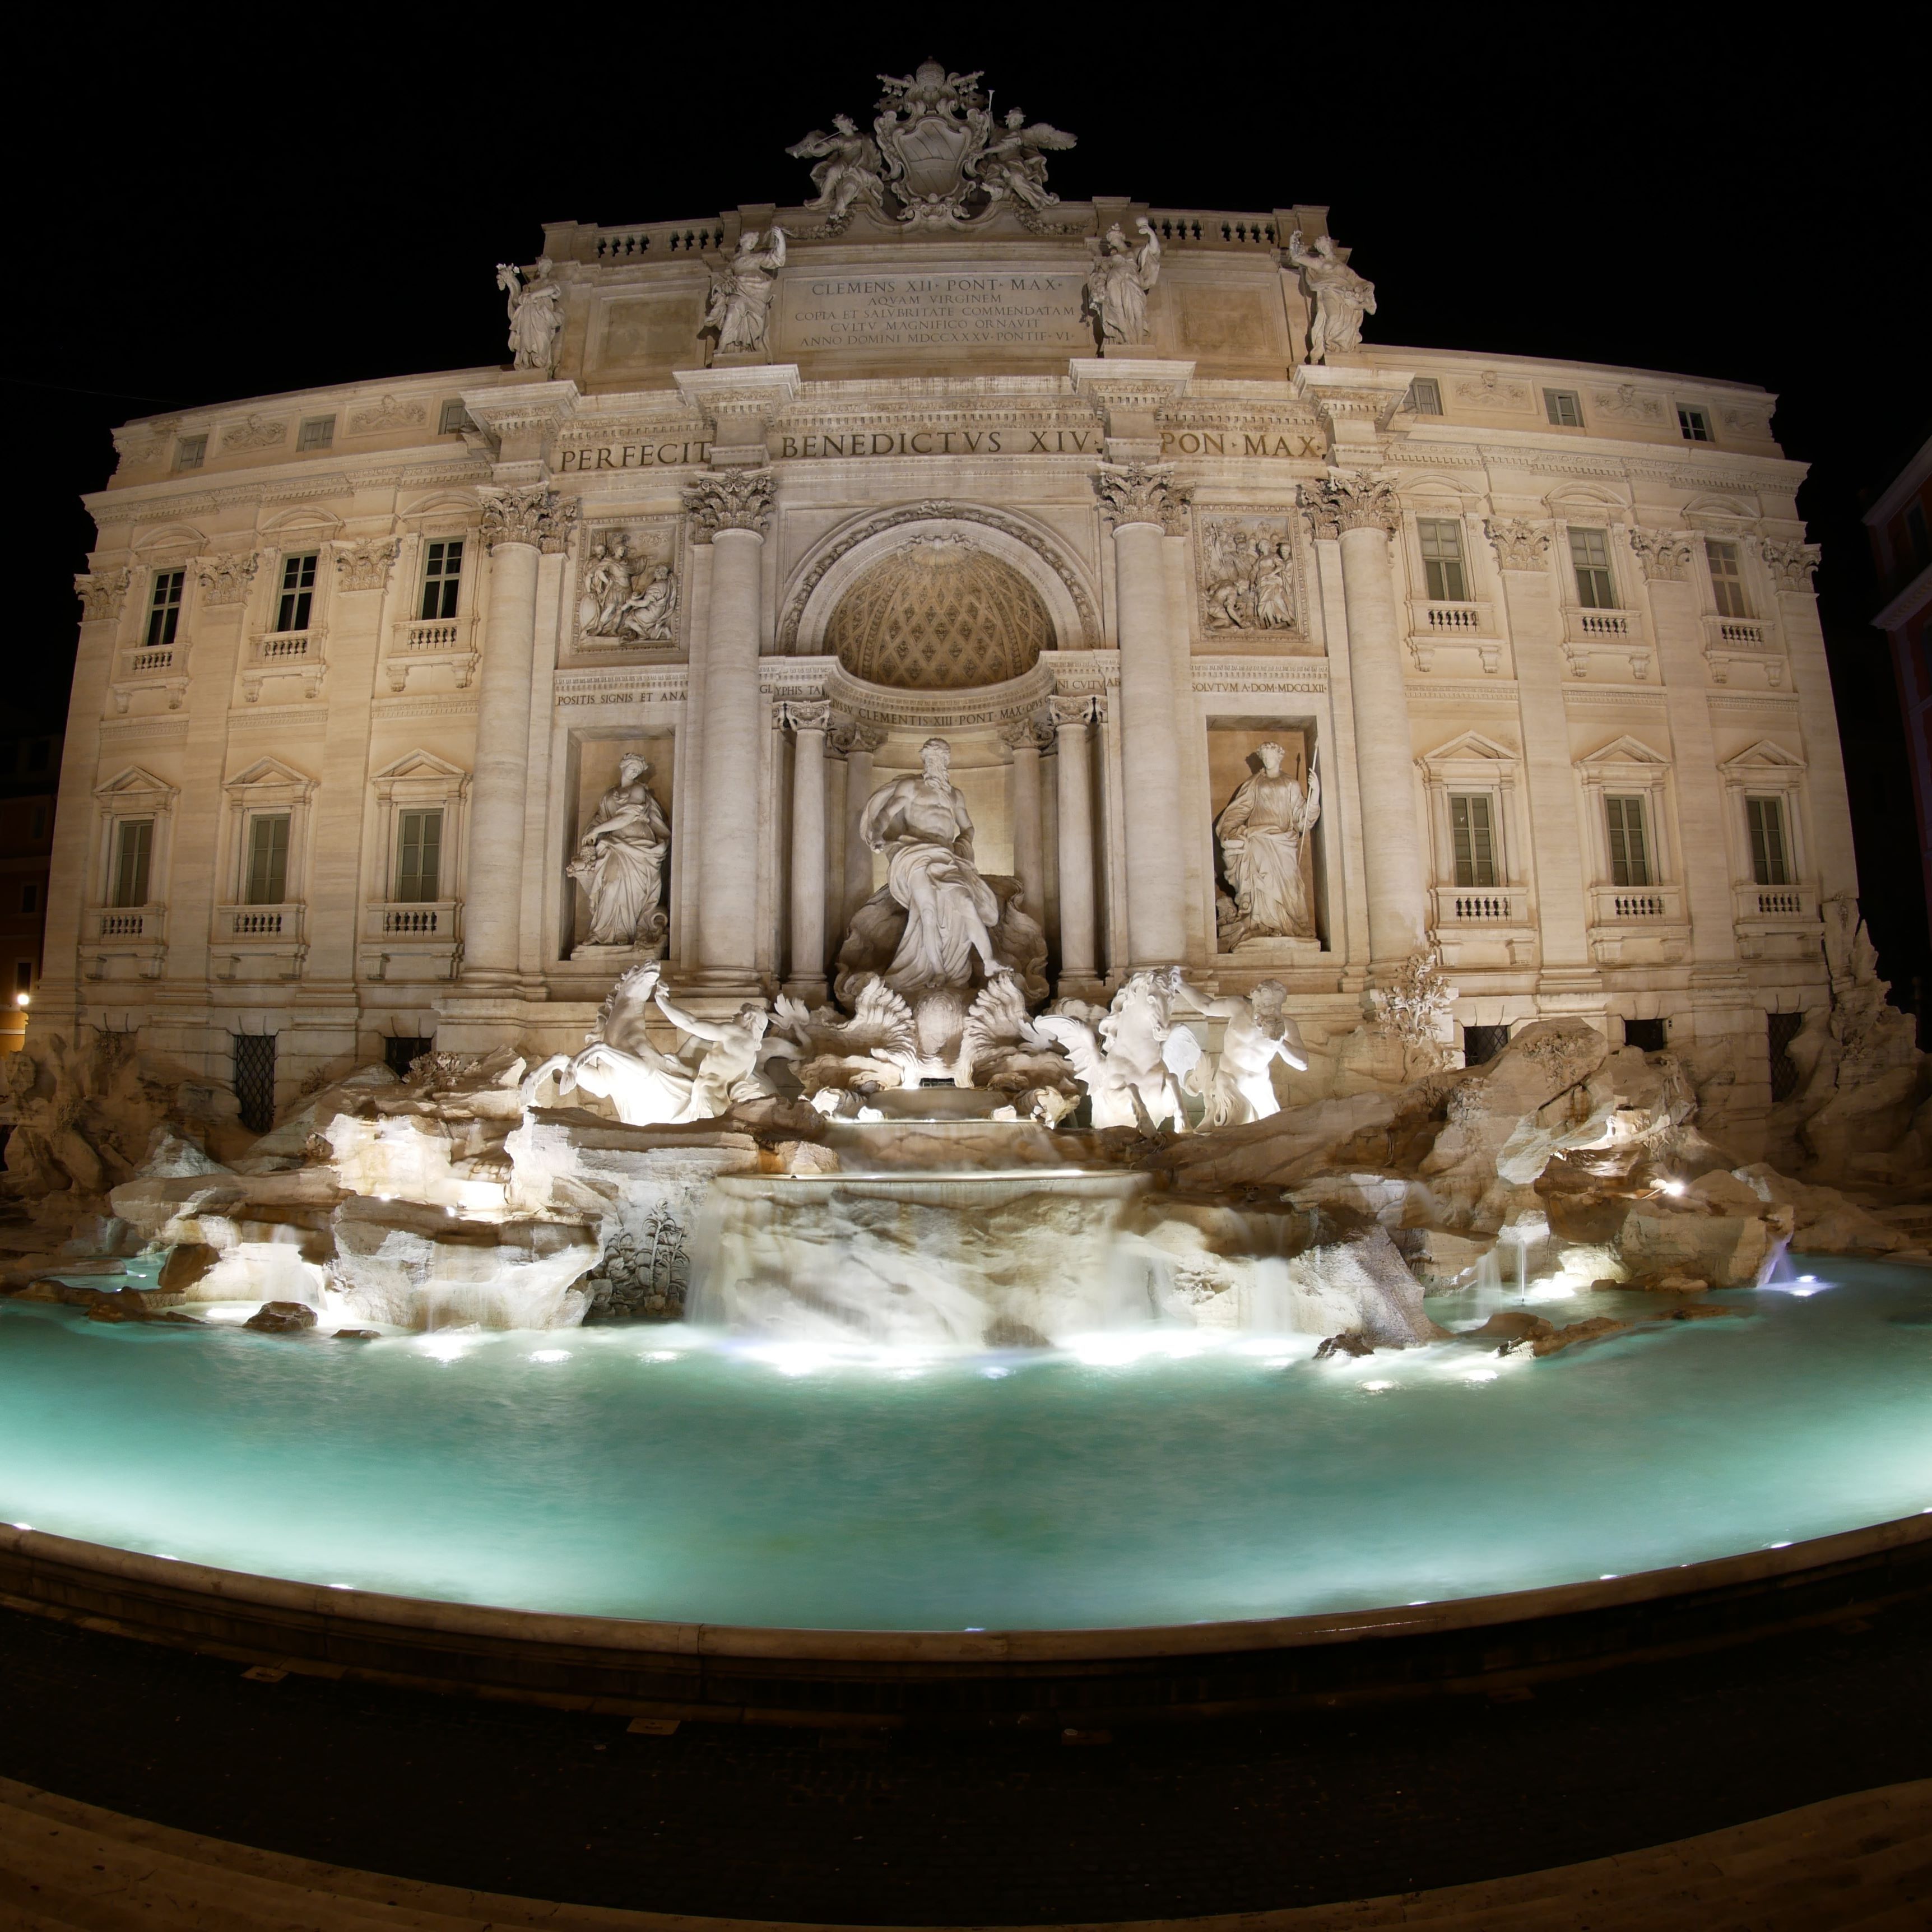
[{"xmin": 44, "ymin": 56, "xmax": 1847, "ymax": 1160}]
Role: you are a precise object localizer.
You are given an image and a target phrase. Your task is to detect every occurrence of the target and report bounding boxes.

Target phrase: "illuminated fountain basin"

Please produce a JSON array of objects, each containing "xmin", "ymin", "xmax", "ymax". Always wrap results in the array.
[{"xmin": 3, "ymin": 1259, "xmax": 1932, "ymax": 1632}]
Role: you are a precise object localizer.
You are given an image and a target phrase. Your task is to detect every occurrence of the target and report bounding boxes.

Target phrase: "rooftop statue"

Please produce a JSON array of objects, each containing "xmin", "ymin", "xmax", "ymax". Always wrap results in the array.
[
  {"xmin": 1287, "ymin": 229, "xmax": 1376, "ymax": 364},
  {"xmin": 1084, "ymin": 220, "xmax": 1162, "ymax": 350},
  {"xmin": 703, "ymin": 226, "xmax": 787, "ymax": 360},
  {"xmin": 496, "ymin": 257, "xmax": 562, "ymax": 375},
  {"xmin": 968, "ymin": 108, "xmax": 1078, "ymax": 213},
  {"xmin": 785, "ymin": 115, "xmax": 886, "ymax": 225}
]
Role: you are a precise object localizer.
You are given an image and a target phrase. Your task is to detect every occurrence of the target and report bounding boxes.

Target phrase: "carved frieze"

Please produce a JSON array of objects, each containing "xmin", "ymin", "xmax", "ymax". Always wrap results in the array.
[
  {"xmin": 332, "ymin": 539, "xmax": 398, "ymax": 591},
  {"xmin": 1627, "ymin": 529, "xmax": 1694, "ymax": 582},
  {"xmin": 1093, "ymin": 462, "xmax": 1188, "ymax": 535},
  {"xmin": 1196, "ymin": 514, "xmax": 1299, "ymax": 633},
  {"xmin": 347, "ymin": 395, "xmax": 428, "ymax": 434},
  {"xmin": 477, "ymin": 486, "xmax": 577, "ymax": 553},
  {"xmin": 1758, "ymin": 537, "xmax": 1821, "ymax": 591},
  {"xmin": 74, "ymin": 569, "xmax": 131, "ymax": 621},
  {"xmin": 1484, "ymin": 518, "xmax": 1553, "ymax": 572},
  {"xmin": 197, "ymin": 551, "xmax": 259, "ymax": 606},
  {"xmin": 684, "ymin": 468, "xmax": 774, "ymax": 541},
  {"xmin": 1299, "ymin": 471, "xmax": 1398, "ymax": 538},
  {"xmin": 1592, "ymin": 384, "xmax": 1665, "ymax": 422},
  {"xmin": 221, "ymin": 415, "xmax": 287, "ymax": 452},
  {"xmin": 1453, "ymin": 371, "xmax": 1531, "ymax": 410},
  {"xmin": 575, "ymin": 522, "xmax": 680, "ymax": 645}
]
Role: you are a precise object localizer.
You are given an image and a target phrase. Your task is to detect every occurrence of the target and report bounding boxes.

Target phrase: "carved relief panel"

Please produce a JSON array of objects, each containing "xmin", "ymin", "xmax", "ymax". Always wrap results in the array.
[
  {"xmin": 573, "ymin": 519, "xmax": 681, "ymax": 649},
  {"xmin": 1195, "ymin": 514, "xmax": 1301, "ymax": 638}
]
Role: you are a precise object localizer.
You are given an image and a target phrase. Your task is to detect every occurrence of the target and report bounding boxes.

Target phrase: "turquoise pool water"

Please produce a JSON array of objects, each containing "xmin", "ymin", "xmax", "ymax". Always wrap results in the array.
[{"xmin": 4, "ymin": 1261, "xmax": 1931, "ymax": 1631}]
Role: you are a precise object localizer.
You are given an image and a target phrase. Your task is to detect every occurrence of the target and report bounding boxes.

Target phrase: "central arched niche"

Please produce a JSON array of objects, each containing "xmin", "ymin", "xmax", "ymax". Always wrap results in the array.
[{"xmin": 825, "ymin": 536, "xmax": 1053, "ymax": 691}]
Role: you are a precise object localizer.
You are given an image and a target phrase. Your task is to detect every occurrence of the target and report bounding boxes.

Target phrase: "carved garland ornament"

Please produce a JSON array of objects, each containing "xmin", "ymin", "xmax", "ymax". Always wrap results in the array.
[
  {"xmin": 1758, "ymin": 538, "xmax": 1822, "ymax": 591},
  {"xmin": 1627, "ymin": 528, "xmax": 1695, "ymax": 582},
  {"xmin": 197, "ymin": 551, "xmax": 260, "ymax": 606},
  {"xmin": 477, "ymin": 486, "xmax": 578, "ymax": 554},
  {"xmin": 332, "ymin": 538, "xmax": 398, "ymax": 591},
  {"xmin": 1093, "ymin": 463, "xmax": 1188, "ymax": 535},
  {"xmin": 1485, "ymin": 518, "xmax": 1553, "ymax": 572},
  {"xmin": 74, "ymin": 569, "xmax": 132, "ymax": 621},
  {"xmin": 1299, "ymin": 471, "xmax": 1399, "ymax": 538},
  {"xmin": 777, "ymin": 500, "xmax": 1101, "ymax": 651},
  {"xmin": 683, "ymin": 468, "xmax": 774, "ymax": 542}
]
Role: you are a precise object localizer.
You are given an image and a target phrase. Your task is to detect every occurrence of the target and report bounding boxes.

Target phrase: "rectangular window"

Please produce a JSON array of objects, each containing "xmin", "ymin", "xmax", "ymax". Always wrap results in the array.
[
  {"xmin": 1448, "ymin": 793, "xmax": 1497, "ymax": 887},
  {"xmin": 145, "ymin": 569, "xmax": 184, "ymax": 648},
  {"xmin": 20, "ymin": 882, "xmax": 37, "ymax": 914},
  {"xmin": 395, "ymin": 808, "xmax": 443, "ymax": 902},
  {"xmin": 174, "ymin": 434, "xmax": 206, "ymax": 472},
  {"xmin": 29, "ymin": 804, "xmax": 47, "ymax": 839},
  {"xmin": 233, "ymin": 1034, "xmax": 277, "ymax": 1135},
  {"xmin": 275, "ymin": 551, "xmax": 318, "ymax": 632},
  {"xmin": 1707, "ymin": 539, "xmax": 1749, "ymax": 618},
  {"xmin": 1408, "ymin": 377, "xmax": 1442, "ymax": 415},
  {"xmin": 383, "ymin": 1034, "xmax": 434, "ymax": 1079},
  {"xmin": 1463, "ymin": 1023, "xmax": 1510, "ymax": 1067},
  {"xmin": 1767, "ymin": 1010, "xmax": 1804, "ymax": 1102},
  {"xmin": 297, "ymin": 415, "xmax": 336, "ymax": 452},
  {"xmin": 13, "ymin": 959, "xmax": 31, "ymax": 994},
  {"xmin": 1544, "ymin": 388, "xmax": 1583, "ymax": 428},
  {"xmin": 1624, "ymin": 1017, "xmax": 1669, "ymax": 1052},
  {"xmin": 112, "ymin": 819, "xmax": 153, "ymax": 908},
  {"xmin": 1908, "ymin": 501, "xmax": 1932, "ymax": 570},
  {"xmin": 1604, "ymin": 795, "xmax": 1651, "ymax": 886},
  {"xmin": 245, "ymin": 812, "xmax": 290, "ymax": 905},
  {"xmin": 419, "ymin": 540, "xmax": 463, "ymax": 621},
  {"xmin": 1570, "ymin": 527, "xmax": 1618, "ymax": 608},
  {"xmin": 438, "ymin": 400, "xmax": 474, "ymax": 435},
  {"xmin": 1678, "ymin": 405, "xmax": 1713, "ymax": 443},
  {"xmin": 1746, "ymin": 795, "xmax": 1791, "ymax": 886},
  {"xmin": 1418, "ymin": 518, "xmax": 1468, "ymax": 601}
]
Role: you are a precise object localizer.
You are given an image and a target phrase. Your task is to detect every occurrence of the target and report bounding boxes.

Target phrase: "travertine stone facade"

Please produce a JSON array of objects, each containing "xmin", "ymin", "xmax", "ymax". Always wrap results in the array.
[{"xmin": 43, "ymin": 127, "xmax": 1843, "ymax": 1153}]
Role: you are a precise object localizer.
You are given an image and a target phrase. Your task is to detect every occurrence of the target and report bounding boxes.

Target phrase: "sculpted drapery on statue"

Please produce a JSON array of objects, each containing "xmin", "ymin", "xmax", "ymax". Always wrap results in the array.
[
  {"xmin": 568, "ymin": 754, "xmax": 670, "ymax": 953},
  {"xmin": 1083, "ymin": 220, "xmax": 1162, "ymax": 349},
  {"xmin": 1216, "ymin": 744, "xmax": 1321, "ymax": 944},
  {"xmin": 703, "ymin": 227, "xmax": 787, "ymax": 359},
  {"xmin": 496, "ymin": 258, "xmax": 563, "ymax": 375},
  {"xmin": 1287, "ymin": 230, "xmax": 1375, "ymax": 364},
  {"xmin": 786, "ymin": 117, "xmax": 886, "ymax": 224}
]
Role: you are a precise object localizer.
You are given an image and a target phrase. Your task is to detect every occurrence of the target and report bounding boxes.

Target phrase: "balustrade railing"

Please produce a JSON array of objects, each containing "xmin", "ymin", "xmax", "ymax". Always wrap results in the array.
[
  {"xmin": 404, "ymin": 617, "xmax": 461, "ymax": 652},
  {"xmin": 1431, "ymin": 885, "xmax": 1527, "ymax": 926},
  {"xmin": 369, "ymin": 900, "xmax": 460, "ymax": 939},
  {"xmin": 1145, "ymin": 210, "xmax": 1278, "ymax": 248},
  {"xmin": 130, "ymin": 647, "xmax": 174, "ymax": 674}
]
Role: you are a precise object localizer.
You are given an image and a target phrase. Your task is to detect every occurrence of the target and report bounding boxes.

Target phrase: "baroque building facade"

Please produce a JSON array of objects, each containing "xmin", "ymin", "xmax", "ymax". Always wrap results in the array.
[{"xmin": 42, "ymin": 70, "xmax": 1844, "ymax": 1148}]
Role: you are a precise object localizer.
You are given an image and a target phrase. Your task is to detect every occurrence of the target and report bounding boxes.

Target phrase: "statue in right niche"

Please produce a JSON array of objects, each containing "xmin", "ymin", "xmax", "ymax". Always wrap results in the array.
[
  {"xmin": 1216, "ymin": 742, "xmax": 1321, "ymax": 944},
  {"xmin": 568, "ymin": 753, "xmax": 670, "ymax": 952}
]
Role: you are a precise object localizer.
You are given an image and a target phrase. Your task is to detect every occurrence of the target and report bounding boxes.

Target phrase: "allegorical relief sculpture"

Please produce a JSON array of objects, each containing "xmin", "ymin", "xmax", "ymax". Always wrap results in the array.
[
  {"xmin": 566, "ymin": 754, "xmax": 670, "ymax": 955},
  {"xmin": 1216, "ymin": 743, "xmax": 1322, "ymax": 945},
  {"xmin": 703, "ymin": 226, "xmax": 787, "ymax": 360},
  {"xmin": 1083, "ymin": 220, "xmax": 1162, "ymax": 350},
  {"xmin": 1286, "ymin": 229, "xmax": 1375, "ymax": 364},
  {"xmin": 496, "ymin": 257, "xmax": 563, "ymax": 375},
  {"xmin": 788, "ymin": 63, "xmax": 1075, "ymax": 231},
  {"xmin": 1199, "ymin": 518, "xmax": 1297, "ymax": 631},
  {"xmin": 578, "ymin": 530, "xmax": 677, "ymax": 643}
]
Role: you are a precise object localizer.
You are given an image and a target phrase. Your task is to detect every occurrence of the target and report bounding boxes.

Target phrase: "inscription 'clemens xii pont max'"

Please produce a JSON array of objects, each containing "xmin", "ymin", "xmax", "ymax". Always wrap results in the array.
[{"xmin": 777, "ymin": 270, "xmax": 1091, "ymax": 351}]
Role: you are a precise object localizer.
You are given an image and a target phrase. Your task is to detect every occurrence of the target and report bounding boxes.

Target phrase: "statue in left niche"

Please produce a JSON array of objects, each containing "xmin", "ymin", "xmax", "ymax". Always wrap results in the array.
[
  {"xmin": 567, "ymin": 754, "xmax": 670, "ymax": 954},
  {"xmin": 1216, "ymin": 742, "xmax": 1321, "ymax": 944},
  {"xmin": 496, "ymin": 257, "xmax": 563, "ymax": 375},
  {"xmin": 703, "ymin": 226, "xmax": 787, "ymax": 361}
]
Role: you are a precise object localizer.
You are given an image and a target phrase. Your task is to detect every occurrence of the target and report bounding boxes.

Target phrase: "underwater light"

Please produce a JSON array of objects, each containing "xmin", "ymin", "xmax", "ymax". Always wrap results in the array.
[
  {"xmin": 1463, "ymin": 1369, "xmax": 1499, "ymax": 1384},
  {"xmin": 530, "ymin": 1349, "xmax": 570, "ymax": 1363}
]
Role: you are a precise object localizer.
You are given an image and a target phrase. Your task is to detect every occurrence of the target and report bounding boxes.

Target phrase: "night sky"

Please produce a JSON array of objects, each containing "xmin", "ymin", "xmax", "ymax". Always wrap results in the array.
[{"xmin": 12, "ymin": 22, "xmax": 1928, "ymax": 982}]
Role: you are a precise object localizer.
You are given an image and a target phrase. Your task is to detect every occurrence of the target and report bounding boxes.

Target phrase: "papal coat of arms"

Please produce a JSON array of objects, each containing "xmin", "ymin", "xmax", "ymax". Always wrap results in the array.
[{"xmin": 787, "ymin": 60, "xmax": 1076, "ymax": 231}]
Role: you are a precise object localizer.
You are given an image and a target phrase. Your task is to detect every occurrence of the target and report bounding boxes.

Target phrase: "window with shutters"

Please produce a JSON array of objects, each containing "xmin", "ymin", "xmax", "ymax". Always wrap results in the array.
[
  {"xmin": 1604, "ymin": 795, "xmax": 1651, "ymax": 886},
  {"xmin": 1570, "ymin": 527, "xmax": 1618, "ymax": 609},
  {"xmin": 245, "ymin": 813, "xmax": 290, "ymax": 904},
  {"xmin": 112, "ymin": 820, "xmax": 153, "ymax": 907},
  {"xmin": 1418, "ymin": 519, "xmax": 1468, "ymax": 601},
  {"xmin": 275, "ymin": 552, "xmax": 318, "ymax": 631},
  {"xmin": 1707, "ymin": 539, "xmax": 1749, "ymax": 618},
  {"xmin": 174, "ymin": 434, "xmax": 206, "ymax": 472},
  {"xmin": 1408, "ymin": 377, "xmax": 1442, "ymax": 415},
  {"xmin": 1745, "ymin": 795, "xmax": 1791, "ymax": 886},
  {"xmin": 1544, "ymin": 388, "xmax": 1583, "ymax": 428},
  {"xmin": 145, "ymin": 569, "xmax": 184, "ymax": 648},
  {"xmin": 1448, "ymin": 793, "xmax": 1497, "ymax": 886},
  {"xmin": 394, "ymin": 809, "xmax": 443, "ymax": 902},
  {"xmin": 297, "ymin": 415, "xmax": 336, "ymax": 452},
  {"xmin": 439, "ymin": 400, "xmax": 474, "ymax": 435},
  {"xmin": 419, "ymin": 540, "xmax": 463, "ymax": 621}
]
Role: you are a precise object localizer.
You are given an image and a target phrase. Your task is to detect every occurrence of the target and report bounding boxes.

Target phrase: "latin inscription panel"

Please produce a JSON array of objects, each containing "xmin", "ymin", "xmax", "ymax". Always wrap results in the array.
[{"xmin": 775, "ymin": 268, "xmax": 1091, "ymax": 354}]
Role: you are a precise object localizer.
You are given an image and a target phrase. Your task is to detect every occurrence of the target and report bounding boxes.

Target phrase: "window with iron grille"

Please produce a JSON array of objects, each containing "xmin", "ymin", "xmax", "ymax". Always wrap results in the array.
[
  {"xmin": 1624, "ymin": 1017, "xmax": 1669, "ymax": 1052},
  {"xmin": 395, "ymin": 809, "xmax": 443, "ymax": 902},
  {"xmin": 234, "ymin": 1034, "xmax": 277, "ymax": 1135},
  {"xmin": 1408, "ymin": 377, "xmax": 1442, "ymax": 415},
  {"xmin": 297, "ymin": 415, "xmax": 336, "ymax": 452},
  {"xmin": 275, "ymin": 552, "xmax": 318, "ymax": 631},
  {"xmin": 1678, "ymin": 405, "xmax": 1713, "ymax": 443},
  {"xmin": 145, "ymin": 569, "xmax": 184, "ymax": 648},
  {"xmin": 419, "ymin": 541, "xmax": 463, "ymax": 621},
  {"xmin": 245, "ymin": 812, "xmax": 290, "ymax": 904},
  {"xmin": 174, "ymin": 434, "xmax": 206, "ymax": 472},
  {"xmin": 1544, "ymin": 388, "xmax": 1583, "ymax": 428},
  {"xmin": 1707, "ymin": 539, "xmax": 1749, "ymax": 618},
  {"xmin": 1604, "ymin": 795, "xmax": 1650, "ymax": 886},
  {"xmin": 1767, "ymin": 1010, "xmax": 1804, "ymax": 1102},
  {"xmin": 1463, "ymin": 1023, "xmax": 1510, "ymax": 1066},
  {"xmin": 1448, "ymin": 793, "xmax": 1497, "ymax": 886},
  {"xmin": 1570, "ymin": 527, "xmax": 1617, "ymax": 608},
  {"xmin": 384, "ymin": 1035, "xmax": 433, "ymax": 1079},
  {"xmin": 1746, "ymin": 795, "xmax": 1791, "ymax": 886},
  {"xmin": 1418, "ymin": 518, "xmax": 1467, "ymax": 601},
  {"xmin": 112, "ymin": 819, "xmax": 152, "ymax": 907}
]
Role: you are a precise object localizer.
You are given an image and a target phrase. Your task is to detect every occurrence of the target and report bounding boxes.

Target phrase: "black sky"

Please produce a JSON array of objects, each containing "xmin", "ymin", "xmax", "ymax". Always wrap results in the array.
[{"xmin": 10, "ymin": 15, "xmax": 1929, "ymax": 970}]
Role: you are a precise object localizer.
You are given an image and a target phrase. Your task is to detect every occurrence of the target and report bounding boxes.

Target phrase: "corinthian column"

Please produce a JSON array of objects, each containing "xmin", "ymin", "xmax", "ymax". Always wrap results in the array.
[
  {"xmin": 1051, "ymin": 695, "xmax": 1100, "ymax": 990},
  {"xmin": 1303, "ymin": 471, "xmax": 1427, "ymax": 973},
  {"xmin": 465, "ymin": 486, "xmax": 577, "ymax": 986},
  {"xmin": 685, "ymin": 468, "xmax": 774, "ymax": 990},
  {"xmin": 834, "ymin": 721, "xmax": 884, "ymax": 930},
  {"xmin": 784, "ymin": 700, "xmax": 830, "ymax": 1002},
  {"xmin": 1001, "ymin": 715, "xmax": 1053, "ymax": 924},
  {"xmin": 1094, "ymin": 463, "xmax": 1191, "ymax": 968}
]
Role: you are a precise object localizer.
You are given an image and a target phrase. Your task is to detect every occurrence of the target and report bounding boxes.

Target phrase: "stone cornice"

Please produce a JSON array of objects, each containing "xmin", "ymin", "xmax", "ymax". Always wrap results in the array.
[{"xmin": 461, "ymin": 380, "xmax": 580, "ymax": 451}]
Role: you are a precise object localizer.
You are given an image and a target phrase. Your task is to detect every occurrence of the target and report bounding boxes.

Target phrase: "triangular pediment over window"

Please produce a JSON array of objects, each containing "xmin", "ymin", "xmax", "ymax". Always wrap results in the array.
[
  {"xmin": 1720, "ymin": 739, "xmax": 1806, "ymax": 774},
  {"xmin": 1578, "ymin": 734, "xmax": 1669, "ymax": 770}
]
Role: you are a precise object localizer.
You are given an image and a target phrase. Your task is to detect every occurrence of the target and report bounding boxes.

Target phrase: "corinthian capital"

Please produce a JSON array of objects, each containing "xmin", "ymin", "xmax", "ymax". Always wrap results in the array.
[
  {"xmin": 685, "ymin": 467, "xmax": 774, "ymax": 541},
  {"xmin": 1484, "ymin": 517, "xmax": 1553, "ymax": 572},
  {"xmin": 1627, "ymin": 528, "xmax": 1694, "ymax": 582},
  {"xmin": 1093, "ymin": 462, "xmax": 1188, "ymax": 535},
  {"xmin": 1757, "ymin": 537, "xmax": 1822, "ymax": 592},
  {"xmin": 332, "ymin": 538, "xmax": 398, "ymax": 590},
  {"xmin": 196, "ymin": 550, "xmax": 259, "ymax": 606},
  {"xmin": 74, "ymin": 568, "xmax": 131, "ymax": 622},
  {"xmin": 1000, "ymin": 714, "xmax": 1056, "ymax": 753},
  {"xmin": 829, "ymin": 719, "xmax": 885, "ymax": 758},
  {"xmin": 1048, "ymin": 693, "xmax": 1104, "ymax": 728},
  {"xmin": 478, "ymin": 485, "xmax": 577, "ymax": 554},
  {"xmin": 1299, "ymin": 470, "xmax": 1399, "ymax": 539},
  {"xmin": 781, "ymin": 699, "xmax": 833, "ymax": 733}
]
